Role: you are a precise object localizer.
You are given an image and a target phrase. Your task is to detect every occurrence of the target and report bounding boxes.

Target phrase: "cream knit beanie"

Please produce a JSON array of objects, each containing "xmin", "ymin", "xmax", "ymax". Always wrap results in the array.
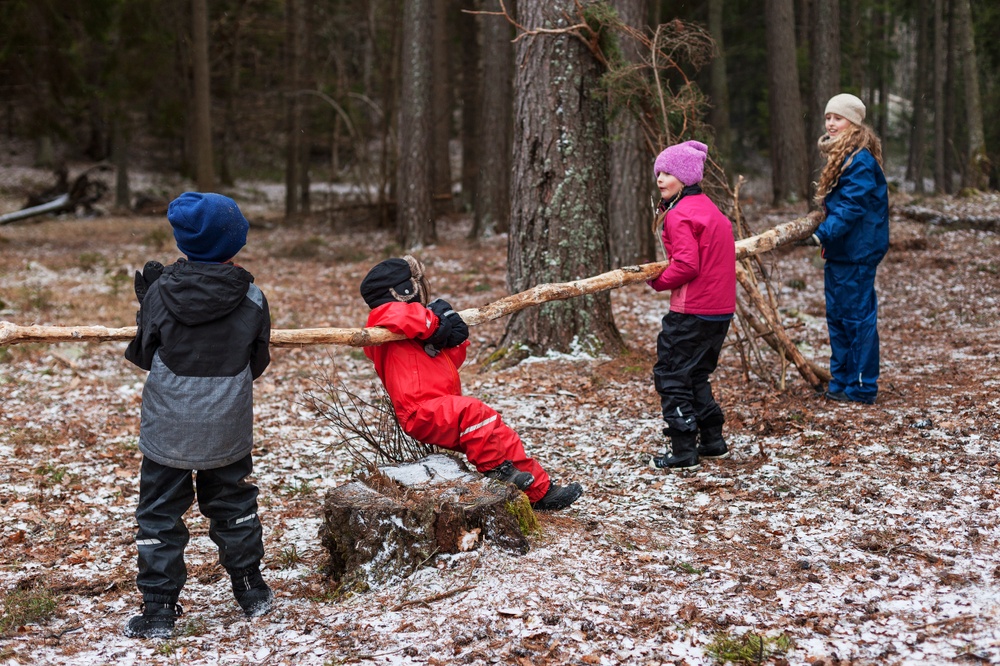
[{"xmin": 825, "ymin": 93, "xmax": 866, "ymax": 126}]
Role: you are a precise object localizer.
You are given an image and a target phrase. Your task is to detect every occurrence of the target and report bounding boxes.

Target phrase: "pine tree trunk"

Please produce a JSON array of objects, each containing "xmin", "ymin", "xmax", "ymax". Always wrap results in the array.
[
  {"xmin": 609, "ymin": 0, "xmax": 653, "ymax": 267},
  {"xmin": 397, "ymin": 0, "xmax": 436, "ymax": 246},
  {"xmin": 298, "ymin": 0, "xmax": 313, "ymax": 213},
  {"xmin": 764, "ymin": 0, "xmax": 809, "ymax": 204},
  {"xmin": 708, "ymin": 0, "xmax": 732, "ymax": 162},
  {"xmin": 430, "ymin": 0, "xmax": 453, "ymax": 208},
  {"xmin": 954, "ymin": 0, "xmax": 988, "ymax": 190},
  {"xmin": 458, "ymin": 0, "xmax": 481, "ymax": 214},
  {"xmin": 808, "ymin": 0, "xmax": 840, "ymax": 194},
  {"xmin": 907, "ymin": 0, "xmax": 929, "ymax": 193},
  {"xmin": 190, "ymin": 0, "xmax": 214, "ymax": 192},
  {"xmin": 472, "ymin": 0, "xmax": 514, "ymax": 237},
  {"xmin": 932, "ymin": 0, "xmax": 947, "ymax": 193},
  {"xmin": 284, "ymin": 0, "xmax": 302, "ymax": 215},
  {"xmin": 501, "ymin": 0, "xmax": 623, "ymax": 360}
]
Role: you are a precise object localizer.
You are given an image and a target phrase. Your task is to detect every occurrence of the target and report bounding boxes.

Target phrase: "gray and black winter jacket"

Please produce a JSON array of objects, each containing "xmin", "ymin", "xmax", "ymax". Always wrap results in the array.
[{"xmin": 125, "ymin": 259, "xmax": 270, "ymax": 470}]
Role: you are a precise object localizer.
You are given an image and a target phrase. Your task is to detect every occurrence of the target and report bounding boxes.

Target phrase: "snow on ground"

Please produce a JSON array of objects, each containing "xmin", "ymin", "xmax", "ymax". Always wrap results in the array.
[{"xmin": 1, "ymin": 177, "xmax": 999, "ymax": 665}]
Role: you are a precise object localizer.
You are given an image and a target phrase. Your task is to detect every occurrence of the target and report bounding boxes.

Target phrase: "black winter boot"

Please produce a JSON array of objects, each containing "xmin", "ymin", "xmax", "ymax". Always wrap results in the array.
[
  {"xmin": 531, "ymin": 482, "xmax": 583, "ymax": 511},
  {"xmin": 650, "ymin": 428, "xmax": 700, "ymax": 471},
  {"xmin": 697, "ymin": 424, "xmax": 730, "ymax": 459},
  {"xmin": 123, "ymin": 600, "xmax": 181, "ymax": 639},
  {"xmin": 230, "ymin": 567, "xmax": 274, "ymax": 618},
  {"xmin": 483, "ymin": 460, "xmax": 535, "ymax": 491}
]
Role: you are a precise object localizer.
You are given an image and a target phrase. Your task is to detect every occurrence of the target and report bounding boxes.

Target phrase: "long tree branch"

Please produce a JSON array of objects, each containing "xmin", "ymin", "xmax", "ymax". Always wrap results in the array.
[{"xmin": 0, "ymin": 213, "xmax": 821, "ymax": 348}]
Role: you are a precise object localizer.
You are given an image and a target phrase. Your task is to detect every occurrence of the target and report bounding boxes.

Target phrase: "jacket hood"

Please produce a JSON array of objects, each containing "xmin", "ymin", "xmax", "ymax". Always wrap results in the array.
[{"xmin": 158, "ymin": 259, "xmax": 254, "ymax": 326}]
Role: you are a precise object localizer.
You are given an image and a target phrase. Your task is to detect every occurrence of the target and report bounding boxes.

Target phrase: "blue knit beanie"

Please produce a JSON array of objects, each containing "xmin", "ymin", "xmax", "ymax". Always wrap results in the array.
[{"xmin": 167, "ymin": 192, "xmax": 249, "ymax": 262}]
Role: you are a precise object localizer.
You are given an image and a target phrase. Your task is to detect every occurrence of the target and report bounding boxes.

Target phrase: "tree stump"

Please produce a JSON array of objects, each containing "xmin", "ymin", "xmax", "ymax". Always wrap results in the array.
[{"xmin": 319, "ymin": 454, "xmax": 534, "ymax": 592}]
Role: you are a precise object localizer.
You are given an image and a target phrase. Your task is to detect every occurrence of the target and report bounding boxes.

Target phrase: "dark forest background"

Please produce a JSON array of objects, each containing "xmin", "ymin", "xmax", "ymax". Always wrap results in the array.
[
  {"xmin": 2, "ymin": 0, "xmax": 998, "ymax": 354},
  {"xmin": 3, "ymin": 1, "xmax": 998, "ymax": 207}
]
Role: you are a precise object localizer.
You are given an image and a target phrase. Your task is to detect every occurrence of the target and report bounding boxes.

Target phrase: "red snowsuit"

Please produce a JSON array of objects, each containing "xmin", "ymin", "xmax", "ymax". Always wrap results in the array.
[{"xmin": 364, "ymin": 301, "xmax": 550, "ymax": 502}]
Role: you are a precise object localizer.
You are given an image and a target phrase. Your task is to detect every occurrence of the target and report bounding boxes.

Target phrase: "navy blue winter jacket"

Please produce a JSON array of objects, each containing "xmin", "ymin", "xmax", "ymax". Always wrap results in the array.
[{"xmin": 815, "ymin": 148, "xmax": 889, "ymax": 266}]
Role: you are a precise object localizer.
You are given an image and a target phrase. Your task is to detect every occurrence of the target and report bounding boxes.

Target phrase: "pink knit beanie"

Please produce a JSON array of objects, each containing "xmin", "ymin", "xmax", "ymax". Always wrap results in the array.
[{"xmin": 653, "ymin": 140, "xmax": 709, "ymax": 186}]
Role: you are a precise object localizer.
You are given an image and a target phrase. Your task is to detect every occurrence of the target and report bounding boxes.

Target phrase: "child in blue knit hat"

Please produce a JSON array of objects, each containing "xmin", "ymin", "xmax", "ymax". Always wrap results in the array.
[{"xmin": 123, "ymin": 192, "xmax": 273, "ymax": 638}]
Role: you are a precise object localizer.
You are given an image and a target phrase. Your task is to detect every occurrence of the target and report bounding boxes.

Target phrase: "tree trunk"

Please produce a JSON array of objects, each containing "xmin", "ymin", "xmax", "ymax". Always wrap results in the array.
[
  {"xmin": 190, "ymin": 0, "xmax": 214, "ymax": 192},
  {"xmin": 943, "ymin": 0, "xmax": 957, "ymax": 194},
  {"xmin": 907, "ymin": 0, "xmax": 929, "ymax": 193},
  {"xmin": 430, "ymin": 0, "xmax": 453, "ymax": 208},
  {"xmin": 472, "ymin": 0, "xmax": 514, "ymax": 238},
  {"xmin": 284, "ymin": 0, "xmax": 302, "ymax": 215},
  {"xmin": 808, "ymin": 0, "xmax": 840, "ymax": 194},
  {"xmin": 764, "ymin": 0, "xmax": 809, "ymax": 204},
  {"xmin": 932, "ymin": 0, "xmax": 947, "ymax": 193},
  {"xmin": 953, "ymin": 0, "xmax": 988, "ymax": 190},
  {"xmin": 458, "ymin": 0, "xmax": 481, "ymax": 214},
  {"xmin": 377, "ymin": 0, "xmax": 402, "ymax": 229},
  {"xmin": 707, "ymin": 0, "xmax": 732, "ymax": 163},
  {"xmin": 502, "ymin": 0, "xmax": 623, "ymax": 360},
  {"xmin": 397, "ymin": 0, "xmax": 436, "ymax": 247},
  {"xmin": 609, "ymin": 0, "xmax": 653, "ymax": 267},
  {"xmin": 218, "ymin": 0, "xmax": 248, "ymax": 187},
  {"xmin": 298, "ymin": 0, "xmax": 314, "ymax": 214}
]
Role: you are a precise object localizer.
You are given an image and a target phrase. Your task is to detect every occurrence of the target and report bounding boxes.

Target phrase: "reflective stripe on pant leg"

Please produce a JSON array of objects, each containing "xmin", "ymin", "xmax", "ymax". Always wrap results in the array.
[
  {"xmin": 406, "ymin": 395, "xmax": 550, "ymax": 503},
  {"xmin": 653, "ymin": 312, "xmax": 705, "ymax": 432},
  {"xmin": 196, "ymin": 454, "xmax": 264, "ymax": 572}
]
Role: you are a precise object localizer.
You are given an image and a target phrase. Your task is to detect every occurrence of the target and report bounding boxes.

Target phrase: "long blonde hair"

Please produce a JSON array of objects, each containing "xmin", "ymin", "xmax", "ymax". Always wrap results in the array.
[{"xmin": 814, "ymin": 123, "xmax": 883, "ymax": 204}]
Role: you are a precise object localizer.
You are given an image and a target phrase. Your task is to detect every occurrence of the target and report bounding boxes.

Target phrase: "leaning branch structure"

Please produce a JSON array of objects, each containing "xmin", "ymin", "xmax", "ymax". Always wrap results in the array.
[{"xmin": 0, "ymin": 212, "xmax": 821, "ymax": 349}]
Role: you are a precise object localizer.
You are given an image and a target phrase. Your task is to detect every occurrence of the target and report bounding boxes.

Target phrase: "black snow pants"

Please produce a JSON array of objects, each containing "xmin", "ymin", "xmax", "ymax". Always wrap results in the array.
[
  {"xmin": 653, "ymin": 311, "xmax": 730, "ymax": 435},
  {"xmin": 134, "ymin": 454, "xmax": 264, "ymax": 604}
]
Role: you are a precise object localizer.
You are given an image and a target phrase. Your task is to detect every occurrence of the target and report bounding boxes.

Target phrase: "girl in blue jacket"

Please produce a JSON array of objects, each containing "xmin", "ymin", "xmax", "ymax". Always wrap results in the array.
[{"xmin": 807, "ymin": 93, "xmax": 889, "ymax": 404}]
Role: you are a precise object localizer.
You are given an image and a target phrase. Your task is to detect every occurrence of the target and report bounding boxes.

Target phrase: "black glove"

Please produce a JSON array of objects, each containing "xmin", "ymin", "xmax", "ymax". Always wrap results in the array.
[
  {"xmin": 428, "ymin": 299, "xmax": 469, "ymax": 348},
  {"xmin": 133, "ymin": 261, "xmax": 164, "ymax": 304},
  {"xmin": 795, "ymin": 234, "xmax": 821, "ymax": 247},
  {"xmin": 442, "ymin": 310, "xmax": 469, "ymax": 347},
  {"xmin": 424, "ymin": 300, "xmax": 454, "ymax": 355}
]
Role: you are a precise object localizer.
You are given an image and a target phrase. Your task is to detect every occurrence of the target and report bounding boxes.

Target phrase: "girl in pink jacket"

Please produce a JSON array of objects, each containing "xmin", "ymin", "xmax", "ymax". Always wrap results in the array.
[{"xmin": 646, "ymin": 141, "xmax": 736, "ymax": 472}]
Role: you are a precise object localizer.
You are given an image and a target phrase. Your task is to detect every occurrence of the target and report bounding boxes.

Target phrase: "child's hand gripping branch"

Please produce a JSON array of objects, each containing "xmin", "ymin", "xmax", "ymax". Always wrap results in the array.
[
  {"xmin": 424, "ymin": 298, "xmax": 469, "ymax": 356},
  {"xmin": 359, "ymin": 256, "xmax": 582, "ymax": 511}
]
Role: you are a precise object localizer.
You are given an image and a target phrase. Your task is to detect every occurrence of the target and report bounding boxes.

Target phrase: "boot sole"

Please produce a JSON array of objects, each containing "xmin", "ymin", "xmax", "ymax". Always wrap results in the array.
[
  {"xmin": 697, "ymin": 450, "xmax": 730, "ymax": 460},
  {"xmin": 649, "ymin": 457, "xmax": 701, "ymax": 472}
]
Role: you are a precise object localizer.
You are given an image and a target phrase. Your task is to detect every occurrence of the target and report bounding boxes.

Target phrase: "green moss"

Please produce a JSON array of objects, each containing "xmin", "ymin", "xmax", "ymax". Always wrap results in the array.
[{"xmin": 506, "ymin": 494, "xmax": 541, "ymax": 536}]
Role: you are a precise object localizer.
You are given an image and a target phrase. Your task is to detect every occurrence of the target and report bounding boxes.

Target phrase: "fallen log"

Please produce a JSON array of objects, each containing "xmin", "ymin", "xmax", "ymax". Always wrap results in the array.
[
  {"xmin": 896, "ymin": 204, "xmax": 1000, "ymax": 231},
  {"xmin": 0, "ymin": 213, "xmax": 822, "ymax": 347},
  {"xmin": 0, "ymin": 194, "xmax": 73, "ymax": 226},
  {"xmin": 0, "ymin": 165, "xmax": 111, "ymax": 226}
]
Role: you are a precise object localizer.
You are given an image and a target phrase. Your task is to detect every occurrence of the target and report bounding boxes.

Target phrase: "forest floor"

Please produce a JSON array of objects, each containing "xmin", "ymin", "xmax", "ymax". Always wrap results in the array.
[{"xmin": 1, "ymin": 165, "xmax": 999, "ymax": 665}]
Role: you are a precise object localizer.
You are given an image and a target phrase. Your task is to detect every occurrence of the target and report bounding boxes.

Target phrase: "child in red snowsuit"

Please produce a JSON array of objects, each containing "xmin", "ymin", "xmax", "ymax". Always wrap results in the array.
[{"xmin": 360, "ymin": 256, "xmax": 582, "ymax": 511}]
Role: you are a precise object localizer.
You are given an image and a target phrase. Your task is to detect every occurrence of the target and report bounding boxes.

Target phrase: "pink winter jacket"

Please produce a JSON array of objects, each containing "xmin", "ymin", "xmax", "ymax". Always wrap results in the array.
[{"xmin": 647, "ymin": 192, "xmax": 736, "ymax": 315}]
